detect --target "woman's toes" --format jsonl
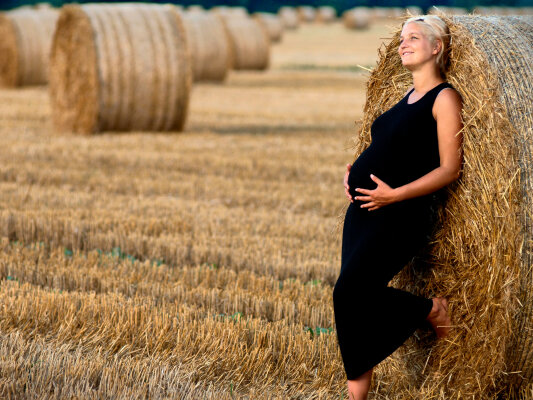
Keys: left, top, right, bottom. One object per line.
{"left": 439, "top": 297, "right": 449, "bottom": 312}
{"left": 428, "top": 298, "right": 451, "bottom": 339}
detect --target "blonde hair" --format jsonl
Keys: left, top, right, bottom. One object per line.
{"left": 402, "top": 15, "right": 451, "bottom": 77}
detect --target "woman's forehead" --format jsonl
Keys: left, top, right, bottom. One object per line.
{"left": 400, "top": 22, "right": 424, "bottom": 37}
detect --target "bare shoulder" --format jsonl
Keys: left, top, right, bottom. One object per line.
{"left": 433, "top": 87, "right": 463, "bottom": 119}
{"left": 404, "top": 85, "right": 414, "bottom": 96}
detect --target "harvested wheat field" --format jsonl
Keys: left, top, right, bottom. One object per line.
{"left": 0, "top": 15, "right": 531, "bottom": 399}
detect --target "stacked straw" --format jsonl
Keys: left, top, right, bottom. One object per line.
{"left": 349, "top": 13, "right": 532, "bottom": 398}
{"left": 49, "top": 3, "right": 192, "bottom": 134}
{"left": 253, "top": 12, "right": 283, "bottom": 44}
{"left": 278, "top": 6, "right": 299, "bottom": 30}
{"left": 216, "top": 14, "right": 270, "bottom": 71}
{"left": 0, "top": 7, "right": 58, "bottom": 87}
{"left": 179, "top": 10, "right": 231, "bottom": 82}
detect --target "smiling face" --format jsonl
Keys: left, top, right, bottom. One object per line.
{"left": 398, "top": 21, "right": 441, "bottom": 71}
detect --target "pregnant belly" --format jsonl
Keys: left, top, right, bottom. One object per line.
{"left": 347, "top": 150, "right": 377, "bottom": 199}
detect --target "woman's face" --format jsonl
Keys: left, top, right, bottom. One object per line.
{"left": 398, "top": 21, "right": 440, "bottom": 70}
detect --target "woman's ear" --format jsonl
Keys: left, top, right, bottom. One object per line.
{"left": 433, "top": 39, "right": 442, "bottom": 54}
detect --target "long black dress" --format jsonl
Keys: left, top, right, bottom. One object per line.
{"left": 333, "top": 81, "right": 454, "bottom": 380}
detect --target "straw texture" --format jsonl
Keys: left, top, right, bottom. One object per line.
{"left": 217, "top": 15, "right": 270, "bottom": 71}
{"left": 348, "top": 13, "right": 532, "bottom": 398}
{"left": 0, "top": 8, "right": 58, "bottom": 87}
{"left": 180, "top": 10, "right": 231, "bottom": 81}
{"left": 49, "top": 3, "right": 192, "bottom": 134}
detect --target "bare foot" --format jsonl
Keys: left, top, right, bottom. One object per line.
{"left": 426, "top": 297, "right": 451, "bottom": 339}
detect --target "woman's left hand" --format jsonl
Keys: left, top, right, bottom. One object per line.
{"left": 354, "top": 174, "right": 398, "bottom": 211}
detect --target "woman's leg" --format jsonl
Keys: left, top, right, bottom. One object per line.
{"left": 347, "top": 367, "right": 373, "bottom": 400}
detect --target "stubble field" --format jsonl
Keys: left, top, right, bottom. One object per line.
{"left": 0, "top": 20, "right": 399, "bottom": 399}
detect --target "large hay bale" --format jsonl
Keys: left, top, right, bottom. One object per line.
{"left": 297, "top": 6, "right": 316, "bottom": 23}
{"left": 216, "top": 15, "right": 270, "bottom": 71}
{"left": 316, "top": 6, "right": 336, "bottom": 23}
{"left": 350, "top": 14, "right": 532, "bottom": 398}
{"left": 49, "top": 3, "right": 192, "bottom": 134}
{"left": 0, "top": 8, "right": 58, "bottom": 87}
{"left": 278, "top": 6, "right": 299, "bottom": 30}
{"left": 343, "top": 8, "right": 371, "bottom": 30}
{"left": 180, "top": 10, "right": 231, "bottom": 82}
{"left": 253, "top": 12, "right": 283, "bottom": 44}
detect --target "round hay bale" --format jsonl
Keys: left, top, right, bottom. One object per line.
{"left": 278, "top": 6, "right": 299, "bottom": 30}
{"left": 179, "top": 10, "right": 230, "bottom": 82}
{"left": 211, "top": 6, "right": 248, "bottom": 19}
{"left": 0, "top": 8, "right": 58, "bottom": 87}
{"left": 428, "top": 6, "right": 469, "bottom": 16}
{"left": 216, "top": 15, "right": 269, "bottom": 71}
{"left": 343, "top": 8, "right": 371, "bottom": 30}
{"left": 316, "top": 6, "right": 336, "bottom": 23}
{"left": 297, "top": 6, "right": 316, "bottom": 23}
{"left": 389, "top": 7, "right": 406, "bottom": 18}
{"left": 187, "top": 5, "right": 204, "bottom": 13}
{"left": 371, "top": 7, "right": 390, "bottom": 19}
{"left": 49, "top": 3, "right": 192, "bottom": 134}
{"left": 349, "top": 14, "right": 532, "bottom": 397}
{"left": 253, "top": 12, "right": 283, "bottom": 44}
{"left": 405, "top": 6, "right": 424, "bottom": 16}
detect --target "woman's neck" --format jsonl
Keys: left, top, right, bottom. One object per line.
{"left": 411, "top": 68, "right": 444, "bottom": 93}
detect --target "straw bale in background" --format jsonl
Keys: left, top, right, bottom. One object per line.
{"left": 0, "top": 8, "right": 58, "bottom": 87}
{"left": 253, "top": 12, "right": 283, "bottom": 43}
{"left": 217, "top": 14, "right": 270, "bottom": 71}
{"left": 211, "top": 6, "right": 248, "bottom": 19}
{"left": 473, "top": 6, "right": 532, "bottom": 16}
{"left": 429, "top": 6, "right": 468, "bottom": 16}
{"left": 49, "top": 3, "right": 192, "bottom": 134}
{"left": 297, "top": 6, "right": 316, "bottom": 23}
{"left": 187, "top": 5, "right": 204, "bottom": 13}
{"left": 278, "top": 6, "right": 299, "bottom": 30}
{"left": 389, "top": 7, "right": 406, "bottom": 18}
{"left": 406, "top": 6, "right": 423, "bottom": 16}
{"left": 343, "top": 8, "right": 371, "bottom": 30}
{"left": 370, "top": 6, "right": 389, "bottom": 20}
{"left": 316, "top": 6, "right": 336, "bottom": 23}
{"left": 180, "top": 10, "right": 230, "bottom": 81}
{"left": 350, "top": 13, "right": 532, "bottom": 398}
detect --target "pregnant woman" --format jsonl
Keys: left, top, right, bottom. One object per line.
{"left": 333, "top": 15, "right": 463, "bottom": 400}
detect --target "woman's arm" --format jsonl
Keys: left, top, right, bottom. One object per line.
{"left": 356, "top": 88, "right": 463, "bottom": 210}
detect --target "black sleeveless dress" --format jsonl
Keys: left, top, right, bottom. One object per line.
{"left": 333, "top": 81, "right": 454, "bottom": 380}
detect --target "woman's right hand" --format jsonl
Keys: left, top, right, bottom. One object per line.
{"left": 344, "top": 163, "right": 354, "bottom": 203}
